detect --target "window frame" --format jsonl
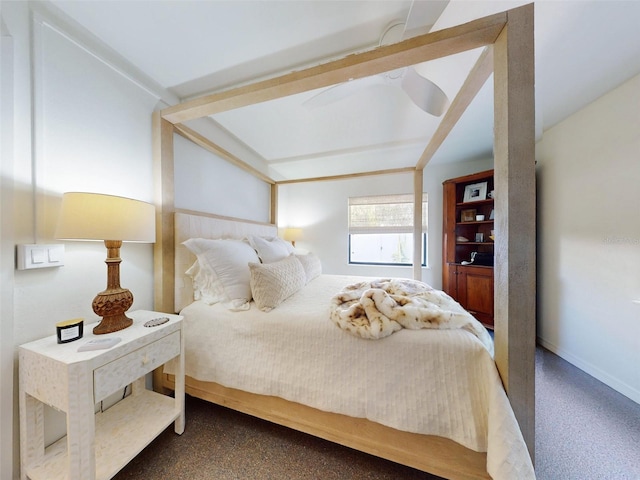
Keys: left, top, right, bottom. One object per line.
{"left": 347, "top": 193, "right": 428, "bottom": 267}
{"left": 348, "top": 232, "right": 427, "bottom": 267}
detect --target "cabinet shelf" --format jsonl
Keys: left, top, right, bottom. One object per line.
{"left": 457, "top": 220, "right": 494, "bottom": 226}
{"left": 451, "top": 263, "right": 493, "bottom": 269}
{"left": 25, "top": 390, "right": 178, "bottom": 480}
{"left": 456, "top": 242, "right": 494, "bottom": 246}
{"left": 456, "top": 199, "right": 494, "bottom": 208}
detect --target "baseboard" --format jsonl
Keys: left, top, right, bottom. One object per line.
{"left": 537, "top": 336, "right": 640, "bottom": 405}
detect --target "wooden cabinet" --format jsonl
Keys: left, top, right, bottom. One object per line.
{"left": 443, "top": 170, "right": 494, "bottom": 328}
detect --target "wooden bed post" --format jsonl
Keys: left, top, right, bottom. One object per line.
{"left": 413, "top": 169, "right": 424, "bottom": 281}
{"left": 492, "top": 3, "right": 536, "bottom": 458}
{"left": 153, "top": 112, "right": 176, "bottom": 314}
{"left": 270, "top": 183, "right": 278, "bottom": 226}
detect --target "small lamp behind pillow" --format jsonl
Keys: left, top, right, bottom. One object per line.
{"left": 283, "top": 228, "right": 303, "bottom": 247}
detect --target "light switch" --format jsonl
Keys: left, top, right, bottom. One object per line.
{"left": 31, "top": 248, "right": 45, "bottom": 264}
{"left": 17, "top": 244, "right": 65, "bottom": 270}
{"left": 48, "top": 246, "right": 64, "bottom": 263}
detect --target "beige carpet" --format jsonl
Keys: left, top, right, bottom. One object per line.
{"left": 113, "top": 394, "right": 441, "bottom": 480}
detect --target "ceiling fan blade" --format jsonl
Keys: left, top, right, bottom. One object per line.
{"left": 304, "top": 2, "right": 449, "bottom": 114}
{"left": 401, "top": 67, "right": 450, "bottom": 116}
{"left": 403, "top": 0, "right": 448, "bottom": 38}
{"left": 303, "top": 76, "right": 386, "bottom": 109}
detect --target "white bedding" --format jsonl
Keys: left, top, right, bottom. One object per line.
{"left": 166, "top": 274, "right": 534, "bottom": 479}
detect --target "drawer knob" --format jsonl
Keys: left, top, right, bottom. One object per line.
{"left": 142, "top": 355, "right": 150, "bottom": 365}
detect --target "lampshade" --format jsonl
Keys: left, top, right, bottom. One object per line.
{"left": 283, "top": 228, "right": 302, "bottom": 243}
{"left": 55, "top": 192, "right": 155, "bottom": 243}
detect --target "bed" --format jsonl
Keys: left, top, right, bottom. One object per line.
{"left": 153, "top": 6, "right": 536, "bottom": 479}
{"left": 156, "top": 212, "right": 534, "bottom": 480}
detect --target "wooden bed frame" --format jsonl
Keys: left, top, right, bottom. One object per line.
{"left": 160, "top": 374, "right": 489, "bottom": 479}
{"left": 153, "top": 5, "right": 535, "bottom": 479}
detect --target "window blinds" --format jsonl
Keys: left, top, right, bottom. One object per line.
{"left": 348, "top": 194, "right": 428, "bottom": 235}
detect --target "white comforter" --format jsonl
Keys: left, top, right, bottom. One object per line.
{"left": 167, "top": 274, "right": 534, "bottom": 480}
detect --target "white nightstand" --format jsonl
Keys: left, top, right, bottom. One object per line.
{"left": 19, "top": 310, "right": 185, "bottom": 480}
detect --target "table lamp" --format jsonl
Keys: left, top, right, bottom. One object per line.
{"left": 55, "top": 192, "right": 156, "bottom": 334}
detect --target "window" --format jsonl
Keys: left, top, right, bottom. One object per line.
{"left": 348, "top": 194, "right": 427, "bottom": 266}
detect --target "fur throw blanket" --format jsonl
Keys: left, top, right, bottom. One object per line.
{"left": 330, "top": 278, "right": 493, "bottom": 353}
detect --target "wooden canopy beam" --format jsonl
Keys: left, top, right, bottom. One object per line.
{"left": 416, "top": 46, "right": 494, "bottom": 170}
{"left": 161, "top": 11, "right": 507, "bottom": 124}
{"left": 274, "top": 166, "right": 414, "bottom": 185}
{"left": 173, "top": 124, "right": 275, "bottom": 185}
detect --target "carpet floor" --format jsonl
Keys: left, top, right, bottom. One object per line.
{"left": 113, "top": 346, "right": 640, "bottom": 479}
{"left": 113, "top": 394, "right": 440, "bottom": 480}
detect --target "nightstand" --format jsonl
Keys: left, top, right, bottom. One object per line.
{"left": 19, "top": 310, "right": 185, "bottom": 480}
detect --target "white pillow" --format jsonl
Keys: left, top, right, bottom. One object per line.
{"left": 249, "top": 255, "right": 306, "bottom": 312}
{"left": 191, "top": 239, "right": 260, "bottom": 310}
{"left": 183, "top": 237, "right": 226, "bottom": 255}
{"left": 247, "top": 235, "right": 294, "bottom": 263}
{"left": 185, "top": 260, "right": 225, "bottom": 305}
{"left": 295, "top": 253, "right": 322, "bottom": 284}
{"left": 184, "top": 238, "right": 248, "bottom": 307}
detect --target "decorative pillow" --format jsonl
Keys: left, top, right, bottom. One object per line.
{"left": 249, "top": 255, "right": 306, "bottom": 312}
{"left": 295, "top": 253, "right": 322, "bottom": 284}
{"left": 189, "top": 239, "right": 260, "bottom": 310}
{"left": 247, "top": 235, "right": 294, "bottom": 263}
{"left": 185, "top": 260, "right": 225, "bottom": 305}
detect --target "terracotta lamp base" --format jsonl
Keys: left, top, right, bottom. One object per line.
{"left": 92, "top": 288, "right": 134, "bottom": 334}
{"left": 92, "top": 240, "right": 135, "bottom": 335}
{"left": 92, "top": 287, "right": 134, "bottom": 334}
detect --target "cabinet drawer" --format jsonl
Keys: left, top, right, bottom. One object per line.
{"left": 94, "top": 331, "right": 180, "bottom": 402}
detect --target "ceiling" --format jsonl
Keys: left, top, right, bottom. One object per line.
{"left": 49, "top": 0, "right": 640, "bottom": 181}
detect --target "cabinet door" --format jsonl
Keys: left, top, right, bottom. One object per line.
{"left": 457, "top": 266, "right": 494, "bottom": 328}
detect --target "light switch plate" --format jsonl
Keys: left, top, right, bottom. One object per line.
{"left": 17, "top": 244, "right": 65, "bottom": 270}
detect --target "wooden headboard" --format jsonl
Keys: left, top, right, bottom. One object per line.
{"left": 173, "top": 211, "right": 277, "bottom": 312}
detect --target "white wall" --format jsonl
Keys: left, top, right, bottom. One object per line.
{"left": 537, "top": 72, "right": 640, "bottom": 404}
{"left": 278, "top": 158, "right": 493, "bottom": 288}
{"left": 2, "top": 3, "right": 35, "bottom": 476}
{"left": 1, "top": 9, "right": 16, "bottom": 480}
{"left": 13, "top": 13, "right": 158, "bottom": 345}
{"left": 174, "top": 134, "right": 271, "bottom": 223}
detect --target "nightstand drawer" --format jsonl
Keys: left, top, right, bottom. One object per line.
{"left": 94, "top": 331, "right": 181, "bottom": 402}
